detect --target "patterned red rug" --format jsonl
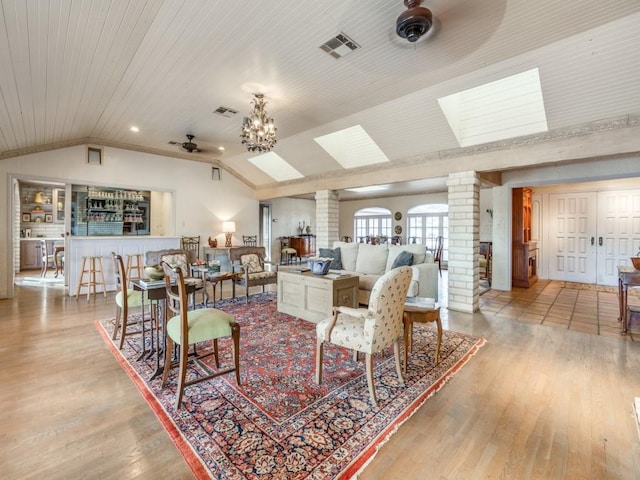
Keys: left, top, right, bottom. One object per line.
{"left": 96, "top": 293, "right": 485, "bottom": 479}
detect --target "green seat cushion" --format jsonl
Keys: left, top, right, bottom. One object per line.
{"left": 166, "top": 308, "right": 234, "bottom": 345}
{"left": 115, "top": 288, "right": 148, "bottom": 308}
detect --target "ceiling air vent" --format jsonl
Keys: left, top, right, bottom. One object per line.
{"left": 319, "top": 32, "right": 360, "bottom": 59}
{"left": 213, "top": 106, "right": 238, "bottom": 118}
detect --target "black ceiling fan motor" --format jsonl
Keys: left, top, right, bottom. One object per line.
{"left": 182, "top": 134, "right": 198, "bottom": 152}
{"left": 396, "top": 0, "right": 433, "bottom": 43}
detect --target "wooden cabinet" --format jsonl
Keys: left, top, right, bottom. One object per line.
{"left": 20, "top": 240, "right": 42, "bottom": 270}
{"left": 291, "top": 235, "right": 316, "bottom": 259}
{"left": 277, "top": 270, "right": 358, "bottom": 323}
{"left": 512, "top": 187, "right": 538, "bottom": 288}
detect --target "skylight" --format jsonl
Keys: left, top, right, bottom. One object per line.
{"left": 438, "top": 68, "right": 548, "bottom": 147}
{"left": 314, "top": 125, "right": 389, "bottom": 169}
{"left": 248, "top": 152, "right": 304, "bottom": 182}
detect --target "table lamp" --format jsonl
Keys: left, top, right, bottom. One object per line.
{"left": 222, "top": 221, "right": 236, "bottom": 247}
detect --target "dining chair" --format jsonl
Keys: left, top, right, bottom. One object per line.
{"left": 180, "top": 236, "right": 200, "bottom": 260}
{"left": 315, "top": 266, "right": 412, "bottom": 407}
{"left": 39, "top": 240, "right": 56, "bottom": 277}
{"left": 242, "top": 235, "right": 258, "bottom": 246}
{"left": 161, "top": 261, "right": 241, "bottom": 409}
{"left": 111, "top": 252, "right": 149, "bottom": 350}
{"left": 279, "top": 236, "right": 298, "bottom": 265}
{"left": 433, "top": 236, "right": 444, "bottom": 276}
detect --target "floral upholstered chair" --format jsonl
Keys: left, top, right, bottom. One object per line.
{"left": 315, "top": 266, "right": 413, "bottom": 407}
{"left": 229, "top": 246, "right": 278, "bottom": 303}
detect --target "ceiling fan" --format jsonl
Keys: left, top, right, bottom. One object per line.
{"left": 169, "top": 134, "right": 200, "bottom": 153}
{"left": 396, "top": 0, "right": 434, "bottom": 43}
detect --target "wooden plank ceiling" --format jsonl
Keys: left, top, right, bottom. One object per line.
{"left": 0, "top": 0, "right": 639, "bottom": 197}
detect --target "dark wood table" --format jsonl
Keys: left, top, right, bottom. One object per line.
{"left": 618, "top": 266, "right": 640, "bottom": 335}
{"left": 403, "top": 298, "right": 442, "bottom": 373}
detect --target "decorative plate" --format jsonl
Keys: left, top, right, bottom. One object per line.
{"left": 394, "top": 211, "right": 402, "bottom": 221}
{"left": 395, "top": 225, "right": 402, "bottom": 234}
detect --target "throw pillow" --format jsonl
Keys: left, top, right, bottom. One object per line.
{"left": 318, "top": 247, "right": 343, "bottom": 270}
{"left": 240, "top": 253, "right": 263, "bottom": 273}
{"left": 161, "top": 253, "right": 188, "bottom": 276}
{"left": 333, "top": 241, "right": 359, "bottom": 271}
{"left": 391, "top": 250, "right": 414, "bottom": 269}
{"left": 355, "top": 244, "right": 389, "bottom": 275}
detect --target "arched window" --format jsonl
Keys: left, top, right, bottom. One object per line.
{"left": 407, "top": 204, "right": 449, "bottom": 262}
{"left": 353, "top": 207, "right": 392, "bottom": 243}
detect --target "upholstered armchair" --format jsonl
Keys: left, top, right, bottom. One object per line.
{"left": 146, "top": 249, "right": 205, "bottom": 305}
{"left": 228, "top": 246, "right": 278, "bottom": 303}
{"left": 315, "top": 266, "right": 413, "bottom": 407}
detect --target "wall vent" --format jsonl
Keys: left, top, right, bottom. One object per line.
{"left": 319, "top": 32, "right": 360, "bottom": 59}
{"left": 213, "top": 106, "right": 238, "bottom": 117}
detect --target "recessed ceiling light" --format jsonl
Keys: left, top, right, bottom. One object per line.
{"left": 344, "top": 185, "right": 389, "bottom": 193}
{"left": 218, "top": 146, "right": 225, "bottom": 151}
{"left": 130, "top": 126, "right": 139, "bottom": 132}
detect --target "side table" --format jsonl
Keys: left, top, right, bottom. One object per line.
{"left": 403, "top": 298, "right": 442, "bottom": 373}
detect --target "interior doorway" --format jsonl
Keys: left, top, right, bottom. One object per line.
{"left": 546, "top": 189, "right": 640, "bottom": 285}
{"left": 259, "top": 203, "right": 272, "bottom": 260}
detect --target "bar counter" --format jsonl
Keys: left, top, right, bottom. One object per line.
{"left": 66, "top": 236, "right": 180, "bottom": 296}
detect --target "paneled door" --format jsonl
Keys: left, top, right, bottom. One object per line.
{"left": 597, "top": 190, "right": 640, "bottom": 285}
{"left": 547, "top": 192, "right": 597, "bottom": 283}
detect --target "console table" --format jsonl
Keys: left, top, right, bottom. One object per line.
{"left": 618, "top": 265, "right": 640, "bottom": 335}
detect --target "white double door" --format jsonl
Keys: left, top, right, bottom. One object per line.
{"left": 547, "top": 189, "right": 640, "bottom": 285}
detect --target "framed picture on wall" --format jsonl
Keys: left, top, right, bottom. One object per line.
{"left": 22, "top": 213, "right": 31, "bottom": 222}
{"left": 45, "top": 214, "right": 53, "bottom": 223}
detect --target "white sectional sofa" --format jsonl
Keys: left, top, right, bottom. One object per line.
{"left": 322, "top": 241, "right": 439, "bottom": 305}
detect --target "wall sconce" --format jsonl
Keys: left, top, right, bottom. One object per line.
{"left": 222, "top": 221, "right": 236, "bottom": 247}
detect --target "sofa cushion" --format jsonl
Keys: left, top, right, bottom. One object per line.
{"left": 355, "top": 244, "right": 389, "bottom": 275}
{"left": 240, "top": 253, "right": 263, "bottom": 273}
{"left": 386, "top": 244, "right": 427, "bottom": 271}
{"left": 356, "top": 273, "right": 380, "bottom": 292}
{"left": 333, "top": 241, "right": 359, "bottom": 271}
{"left": 318, "top": 247, "right": 343, "bottom": 270}
{"left": 391, "top": 250, "right": 414, "bottom": 269}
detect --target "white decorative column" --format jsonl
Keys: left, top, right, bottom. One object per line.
{"left": 315, "top": 190, "right": 339, "bottom": 250}
{"left": 446, "top": 171, "right": 481, "bottom": 313}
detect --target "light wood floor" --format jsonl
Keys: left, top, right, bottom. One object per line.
{"left": 3, "top": 273, "right": 640, "bottom": 479}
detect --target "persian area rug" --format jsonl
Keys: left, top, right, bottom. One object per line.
{"left": 96, "top": 293, "right": 485, "bottom": 480}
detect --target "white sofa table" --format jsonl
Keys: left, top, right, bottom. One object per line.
{"left": 277, "top": 268, "right": 358, "bottom": 323}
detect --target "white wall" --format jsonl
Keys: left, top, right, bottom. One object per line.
{"left": 264, "top": 197, "right": 316, "bottom": 261}
{"left": 1, "top": 145, "right": 258, "bottom": 298}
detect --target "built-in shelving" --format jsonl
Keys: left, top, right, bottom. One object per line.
{"left": 71, "top": 186, "right": 150, "bottom": 236}
{"left": 512, "top": 187, "right": 538, "bottom": 288}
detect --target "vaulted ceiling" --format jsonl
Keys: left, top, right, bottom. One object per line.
{"left": 1, "top": 0, "right": 639, "bottom": 199}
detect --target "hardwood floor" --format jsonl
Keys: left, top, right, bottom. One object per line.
{"left": 2, "top": 274, "right": 640, "bottom": 479}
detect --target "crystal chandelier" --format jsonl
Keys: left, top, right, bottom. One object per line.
{"left": 240, "top": 94, "right": 277, "bottom": 153}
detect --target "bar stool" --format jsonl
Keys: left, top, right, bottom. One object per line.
{"left": 125, "top": 253, "right": 144, "bottom": 287}
{"left": 75, "top": 255, "right": 107, "bottom": 301}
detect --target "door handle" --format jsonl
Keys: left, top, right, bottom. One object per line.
{"left": 598, "top": 237, "right": 603, "bottom": 246}
{"left": 591, "top": 237, "right": 594, "bottom": 246}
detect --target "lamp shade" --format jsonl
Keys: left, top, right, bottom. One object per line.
{"left": 222, "top": 221, "right": 236, "bottom": 233}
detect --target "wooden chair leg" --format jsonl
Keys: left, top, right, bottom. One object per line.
{"left": 365, "top": 353, "right": 378, "bottom": 407}
{"left": 112, "top": 306, "right": 121, "bottom": 341}
{"left": 212, "top": 339, "right": 220, "bottom": 368}
{"left": 393, "top": 340, "right": 404, "bottom": 386}
{"left": 161, "top": 336, "right": 174, "bottom": 388}
{"left": 118, "top": 304, "right": 128, "bottom": 350}
{"left": 315, "top": 340, "right": 323, "bottom": 384}
{"left": 232, "top": 323, "right": 241, "bottom": 385}
{"left": 176, "top": 343, "right": 189, "bottom": 409}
